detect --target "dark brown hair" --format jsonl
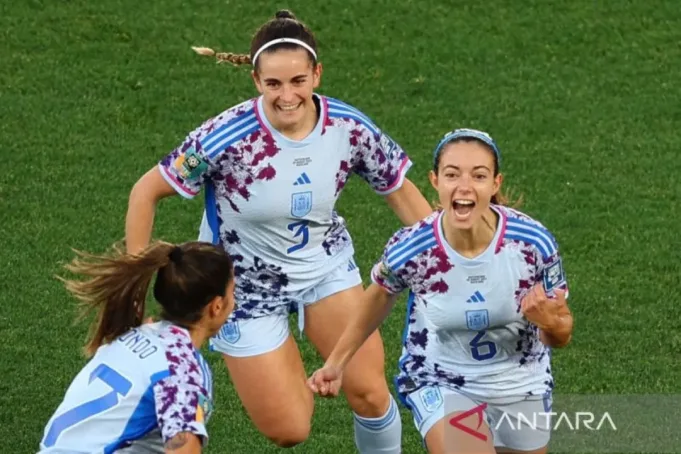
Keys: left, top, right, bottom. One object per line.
{"left": 60, "top": 241, "right": 234, "bottom": 356}
{"left": 433, "top": 137, "right": 522, "bottom": 207}
{"left": 192, "top": 10, "right": 318, "bottom": 70}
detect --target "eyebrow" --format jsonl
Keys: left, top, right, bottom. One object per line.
{"left": 263, "top": 74, "right": 308, "bottom": 83}
{"left": 443, "top": 165, "right": 492, "bottom": 171}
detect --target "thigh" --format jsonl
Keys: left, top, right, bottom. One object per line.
{"left": 218, "top": 315, "right": 314, "bottom": 441}
{"left": 404, "top": 386, "right": 496, "bottom": 454}
{"left": 489, "top": 397, "right": 551, "bottom": 454}
{"left": 303, "top": 281, "right": 390, "bottom": 416}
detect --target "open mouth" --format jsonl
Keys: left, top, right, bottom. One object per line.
{"left": 452, "top": 199, "right": 476, "bottom": 220}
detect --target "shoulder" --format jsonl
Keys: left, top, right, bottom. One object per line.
{"left": 322, "top": 95, "right": 382, "bottom": 137}
{"left": 498, "top": 205, "right": 559, "bottom": 260}
{"left": 154, "top": 324, "right": 203, "bottom": 379}
{"left": 191, "top": 98, "right": 261, "bottom": 158}
{"left": 383, "top": 211, "right": 440, "bottom": 270}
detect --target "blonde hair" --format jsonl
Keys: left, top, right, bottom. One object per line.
{"left": 191, "top": 46, "right": 252, "bottom": 66}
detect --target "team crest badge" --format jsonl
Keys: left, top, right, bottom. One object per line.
{"left": 543, "top": 258, "right": 566, "bottom": 293}
{"left": 291, "top": 191, "right": 313, "bottom": 218}
{"left": 219, "top": 321, "right": 240, "bottom": 345}
{"left": 419, "top": 387, "right": 443, "bottom": 412}
{"left": 175, "top": 147, "right": 208, "bottom": 180}
{"left": 466, "top": 310, "right": 490, "bottom": 331}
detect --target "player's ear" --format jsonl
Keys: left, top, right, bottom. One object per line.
{"left": 312, "top": 62, "right": 322, "bottom": 88}
{"left": 493, "top": 173, "right": 503, "bottom": 196}
{"left": 429, "top": 170, "right": 438, "bottom": 191}
{"left": 251, "top": 70, "right": 264, "bottom": 94}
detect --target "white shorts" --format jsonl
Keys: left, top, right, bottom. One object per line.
{"left": 404, "top": 385, "right": 552, "bottom": 451}
{"left": 208, "top": 256, "right": 363, "bottom": 357}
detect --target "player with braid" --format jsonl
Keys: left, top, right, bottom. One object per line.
{"left": 125, "top": 9, "right": 432, "bottom": 454}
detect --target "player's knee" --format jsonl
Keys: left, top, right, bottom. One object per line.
{"left": 267, "top": 420, "right": 311, "bottom": 448}
{"left": 345, "top": 381, "right": 392, "bottom": 418}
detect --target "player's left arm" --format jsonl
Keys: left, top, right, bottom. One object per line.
{"left": 153, "top": 371, "right": 210, "bottom": 453}
{"left": 522, "top": 247, "right": 573, "bottom": 348}
{"left": 354, "top": 126, "right": 432, "bottom": 225}
{"left": 164, "top": 432, "right": 202, "bottom": 453}
{"left": 384, "top": 178, "right": 433, "bottom": 226}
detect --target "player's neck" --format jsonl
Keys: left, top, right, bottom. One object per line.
{"left": 187, "top": 325, "right": 210, "bottom": 350}
{"left": 266, "top": 100, "right": 319, "bottom": 141}
{"left": 443, "top": 209, "right": 498, "bottom": 259}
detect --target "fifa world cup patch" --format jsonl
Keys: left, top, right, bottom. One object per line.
{"left": 377, "top": 261, "right": 400, "bottom": 287}
{"left": 543, "top": 258, "right": 566, "bottom": 292}
{"left": 195, "top": 393, "right": 212, "bottom": 423}
{"left": 175, "top": 148, "right": 208, "bottom": 180}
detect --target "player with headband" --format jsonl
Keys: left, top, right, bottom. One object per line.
{"left": 125, "top": 9, "right": 432, "bottom": 454}
{"left": 308, "top": 129, "right": 574, "bottom": 454}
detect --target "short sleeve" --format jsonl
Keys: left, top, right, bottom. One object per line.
{"left": 353, "top": 126, "right": 413, "bottom": 196}
{"left": 152, "top": 372, "right": 210, "bottom": 444}
{"left": 370, "top": 228, "right": 411, "bottom": 294}
{"left": 158, "top": 127, "right": 216, "bottom": 199}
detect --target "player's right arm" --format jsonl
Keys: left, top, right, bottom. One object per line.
{"left": 126, "top": 167, "right": 177, "bottom": 254}
{"left": 126, "top": 126, "right": 215, "bottom": 255}
{"left": 308, "top": 229, "right": 410, "bottom": 396}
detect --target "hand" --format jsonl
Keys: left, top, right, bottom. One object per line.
{"left": 307, "top": 365, "right": 343, "bottom": 398}
{"left": 520, "top": 284, "right": 568, "bottom": 331}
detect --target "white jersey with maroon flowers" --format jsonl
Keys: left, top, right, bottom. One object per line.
{"left": 39, "top": 322, "right": 213, "bottom": 452}
{"left": 370, "top": 205, "right": 569, "bottom": 403}
{"left": 159, "top": 94, "right": 412, "bottom": 320}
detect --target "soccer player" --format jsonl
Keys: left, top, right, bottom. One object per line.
{"left": 124, "top": 9, "right": 432, "bottom": 453}
{"left": 308, "top": 128, "right": 574, "bottom": 454}
{"left": 39, "top": 241, "right": 235, "bottom": 453}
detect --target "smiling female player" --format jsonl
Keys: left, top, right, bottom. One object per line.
{"left": 308, "top": 129, "right": 574, "bottom": 454}
{"left": 124, "top": 9, "right": 432, "bottom": 453}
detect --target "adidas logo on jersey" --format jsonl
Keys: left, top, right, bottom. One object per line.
{"left": 466, "top": 291, "right": 485, "bottom": 303}
{"left": 293, "top": 172, "right": 312, "bottom": 185}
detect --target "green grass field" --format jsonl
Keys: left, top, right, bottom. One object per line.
{"left": 2, "top": 0, "right": 680, "bottom": 452}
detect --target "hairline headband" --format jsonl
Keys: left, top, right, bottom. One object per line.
{"left": 433, "top": 128, "right": 502, "bottom": 169}
{"left": 252, "top": 38, "right": 317, "bottom": 65}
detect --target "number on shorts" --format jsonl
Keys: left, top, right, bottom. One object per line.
{"left": 42, "top": 364, "right": 133, "bottom": 447}
{"left": 287, "top": 220, "right": 310, "bottom": 254}
{"left": 469, "top": 330, "right": 497, "bottom": 361}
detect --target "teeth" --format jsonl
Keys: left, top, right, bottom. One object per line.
{"left": 454, "top": 200, "right": 475, "bottom": 205}
{"left": 279, "top": 104, "right": 298, "bottom": 111}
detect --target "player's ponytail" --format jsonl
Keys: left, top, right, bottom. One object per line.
{"left": 60, "top": 240, "right": 234, "bottom": 357}
{"left": 191, "top": 9, "right": 317, "bottom": 70}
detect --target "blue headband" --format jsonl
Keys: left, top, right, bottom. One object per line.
{"left": 432, "top": 128, "right": 502, "bottom": 170}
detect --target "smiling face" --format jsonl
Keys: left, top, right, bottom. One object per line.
{"left": 430, "top": 139, "right": 503, "bottom": 230}
{"left": 252, "top": 47, "right": 321, "bottom": 134}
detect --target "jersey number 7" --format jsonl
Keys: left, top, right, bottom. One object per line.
{"left": 42, "top": 364, "right": 133, "bottom": 447}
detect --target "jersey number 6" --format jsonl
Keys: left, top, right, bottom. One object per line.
{"left": 287, "top": 220, "right": 310, "bottom": 254}
{"left": 469, "top": 331, "right": 498, "bottom": 361}
{"left": 43, "top": 364, "right": 133, "bottom": 447}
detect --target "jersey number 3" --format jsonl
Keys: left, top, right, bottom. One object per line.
{"left": 42, "top": 364, "right": 132, "bottom": 447}
{"left": 287, "top": 220, "right": 310, "bottom": 254}
{"left": 469, "top": 331, "right": 498, "bottom": 361}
